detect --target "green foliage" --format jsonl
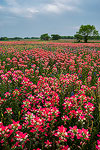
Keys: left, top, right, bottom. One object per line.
{"left": 31, "top": 37, "right": 39, "bottom": 39}
{"left": 40, "top": 33, "right": 50, "bottom": 41}
{"left": 60, "top": 36, "right": 74, "bottom": 39}
{"left": 24, "top": 37, "right": 30, "bottom": 39}
{"left": 13, "top": 37, "right": 23, "bottom": 40}
{"left": 51, "top": 34, "right": 61, "bottom": 40}
{"left": 0, "top": 36, "right": 39, "bottom": 41}
{"left": 74, "top": 25, "right": 99, "bottom": 43}
{"left": 24, "top": 37, "right": 39, "bottom": 39}
{"left": 0, "top": 37, "right": 8, "bottom": 41}
{"left": 74, "top": 32, "right": 82, "bottom": 42}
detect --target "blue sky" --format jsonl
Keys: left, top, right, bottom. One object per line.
{"left": 0, "top": 0, "right": 100, "bottom": 37}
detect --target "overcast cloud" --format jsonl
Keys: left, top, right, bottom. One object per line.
{"left": 0, "top": 0, "right": 100, "bottom": 37}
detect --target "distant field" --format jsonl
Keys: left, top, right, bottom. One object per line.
{"left": 1, "top": 38, "right": 100, "bottom": 43}
{"left": 24, "top": 38, "right": 100, "bottom": 43}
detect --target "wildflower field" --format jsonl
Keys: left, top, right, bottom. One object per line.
{"left": 0, "top": 41, "right": 100, "bottom": 150}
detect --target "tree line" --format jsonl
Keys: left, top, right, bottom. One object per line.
{"left": 40, "top": 34, "right": 76, "bottom": 40}
{"left": 0, "top": 35, "right": 75, "bottom": 41}
{"left": 40, "top": 25, "right": 100, "bottom": 42}
{"left": 0, "top": 25, "right": 100, "bottom": 42}
{"left": 0, "top": 37, "right": 39, "bottom": 41}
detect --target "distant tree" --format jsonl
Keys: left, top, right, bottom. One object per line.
{"left": 31, "top": 37, "right": 39, "bottom": 39}
{"left": 40, "top": 33, "right": 50, "bottom": 41}
{"left": 60, "top": 36, "right": 74, "bottom": 39}
{"left": 13, "top": 37, "right": 23, "bottom": 40}
{"left": 74, "top": 25, "right": 99, "bottom": 43}
{"left": 24, "top": 37, "right": 30, "bottom": 39}
{"left": 0, "top": 37, "right": 8, "bottom": 41}
{"left": 51, "top": 34, "right": 61, "bottom": 40}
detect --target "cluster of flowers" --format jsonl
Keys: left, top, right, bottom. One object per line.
{"left": 96, "top": 133, "right": 100, "bottom": 150}
{"left": 0, "top": 41, "right": 100, "bottom": 149}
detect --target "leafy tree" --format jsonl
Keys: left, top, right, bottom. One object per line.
{"left": 74, "top": 32, "right": 82, "bottom": 42}
{"left": 40, "top": 33, "right": 50, "bottom": 41}
{"left": 74, "top": 25, "right": 99, "bottom": 43}
{"left": 51, "top": 34, "right": 61, "bottom": 40}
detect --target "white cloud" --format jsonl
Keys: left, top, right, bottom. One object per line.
{"left": 43, "top": 0, "right": 81, "bottom": 14}
{"left": 8, "top": 7, "right": 39, "bottom": 18}
{"left": 2, "top": 0, "right": 39, "bottom": 18}
{"left": 44, "top": 4, "right": 60, "bottom": 13}
{"left": 5, "top": 0, "right": 18, "bottom": 6}
{"left": 1, "top": 0, "right": 81, "bottom": 18}
{"left": 27, "top": 8, "right": 39, "bottom": 14}
{"left": 0, "top": 5, "right": 4, "bottom": 10}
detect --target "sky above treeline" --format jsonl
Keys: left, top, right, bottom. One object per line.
{"left": 0, "top": 0, "right": 100, "bottom": 37}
